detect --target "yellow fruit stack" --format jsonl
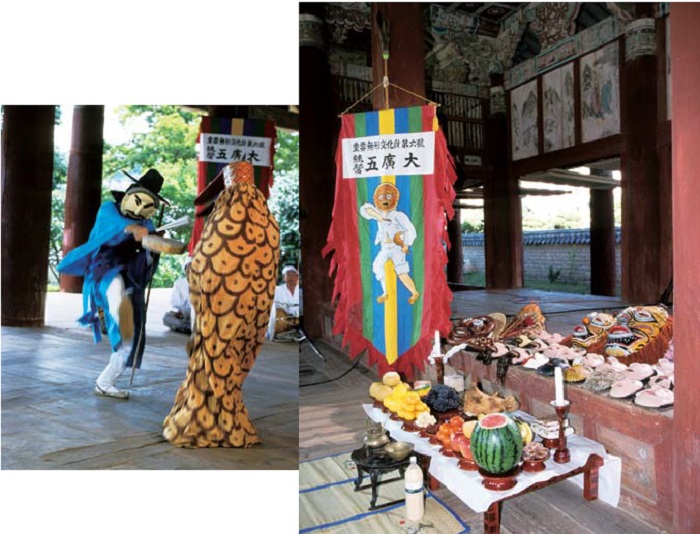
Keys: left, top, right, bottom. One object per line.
{"left": 383, "top": 383, "right": 430, "bottom": 421}
{"left": 369, "top": 382, "right": 393, "bottom": 402}
{"left": 368, "top": 371, "right": 401, "bottom": 402}
{"left": 368, "top": 372, "right": 431, "bottom": 420}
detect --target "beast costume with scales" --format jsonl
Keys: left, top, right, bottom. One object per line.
{"left": 163, "top": 161, "right": 280, "bottom": 448}
{"left": 58, "top": 169, "right": 169, "bottom": 399}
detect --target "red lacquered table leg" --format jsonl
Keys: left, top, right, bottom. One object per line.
{"left": 428, "top": 474, "right": 441, "bottom": 491}
{"left": 584, "top": 466, "right": 600, "bottom": 500}
{"left": 583, "top": 454, "right": 604, "bottom": 501}
{"left": 484, "top": 501, "right": 502, "bottom": 534}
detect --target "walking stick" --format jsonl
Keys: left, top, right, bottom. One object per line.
{"left": 129, "top": 205, "right": 165, "bottom": 385}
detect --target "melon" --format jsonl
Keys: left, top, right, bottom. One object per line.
{"left": 470, "top": 413, "right": 523, "bottom": 475}
{"left": 462, "top": 419, "right": 478, "bottom": 439}
{"left": 382, "top": 372, "right": 401, "bottom": 387}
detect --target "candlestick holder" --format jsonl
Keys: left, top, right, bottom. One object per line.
{"left": 435, "top": 355, "right": 445, "bottom": 385}
{"left": 550, "top": 400, "right": 571, "bottom": 464}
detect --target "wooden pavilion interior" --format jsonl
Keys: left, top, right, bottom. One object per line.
{"left": 298, "top": 2, "right": 699, "bottom": 533}
{"left": 2, "top": 2, "right": 700, "bottom": 532}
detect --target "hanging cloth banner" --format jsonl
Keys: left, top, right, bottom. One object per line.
{"left": 323, "top": 105, "right": 457, "bottom": 378}
{"left": 188, "top": 116, "right": 276, "bottom": 253}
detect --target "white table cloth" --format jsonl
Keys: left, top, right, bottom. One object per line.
{"left": 363, "top": 404, "right": 621, "bottom": 513}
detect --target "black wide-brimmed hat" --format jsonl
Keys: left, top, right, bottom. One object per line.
{"left": 111, "top": 168, "right": 170, "bottom": 205}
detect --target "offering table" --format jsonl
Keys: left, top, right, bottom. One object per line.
{"left": 364, "top": 405, "right": 621, "bottom": 534}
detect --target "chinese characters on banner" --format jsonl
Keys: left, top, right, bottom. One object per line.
{"left": 188, "top": 117, "right": 276, "bottom": 253}
{"left": 199, "top": 133, "right": 273, "bottom": 167}
{"left": 341, "top": 131, "right": 436, "bottom": 178}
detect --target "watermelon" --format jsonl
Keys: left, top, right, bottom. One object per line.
{"left": 470, "top": 413, "right": 523, "bottom": 475}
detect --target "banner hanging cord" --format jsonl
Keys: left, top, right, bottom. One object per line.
{"left": 388, "top": 82, "right": 439, "bottom": 107}
{"left": 339, "top": 82, "right": 385, "bottom": 116}
{"left": 383, "top": 56, "right": 390, "bottom": 109}
{"left": 339, "top": 81, "right": 440, "bottom": 117}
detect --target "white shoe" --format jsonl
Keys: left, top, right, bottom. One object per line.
{"left": 94, "top": 383, "right": 129, "bottom": 400}
{"left": 95, "top": 348, "right": 130, "bottom": 399}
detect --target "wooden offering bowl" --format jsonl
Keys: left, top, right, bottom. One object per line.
{"left": 478, "top": 465, "right": 522, "bottom": 491}
{"left": 542, "top": 437, "right": 560, "bottom": 449}
{"left": 440, "top": 446, "right": 456, "bottom": 457}
{"left": 458, "top": 456, "right": 478, "bottom": 471}
{"left": 522, "top": 459, "right": 547, "bottom": 473}
{"left": 421, "top": 422, "right": 439, "bottom": 441}
{"left": 401, "top": 419, "right": 418, "bottom": 432}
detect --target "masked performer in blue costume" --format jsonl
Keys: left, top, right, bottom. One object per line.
{"left": 58, "top": 169, "right": 169, "bottom": 399}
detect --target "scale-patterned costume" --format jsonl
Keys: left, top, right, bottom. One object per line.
{"left": 163, "top": 162, "right": 280, "bottom": 447}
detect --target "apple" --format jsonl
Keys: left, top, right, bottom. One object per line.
{"left": 451, "top": 431, "right": 469, "bottom": 455}
{"left": 459, "top": 437, "right": 473, "bottom": 461}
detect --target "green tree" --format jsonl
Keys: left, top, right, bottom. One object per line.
{"left": 269, "top": 131, "right": 300, "bottom": 275}
{"left": 49, "top": 108, "right": 68, "bottom": 285}
{"left": 102, "top": 105, "right": 202, "bottom": 288}
{"left": 461, "top": 219, "right": 484, "bottom": 233}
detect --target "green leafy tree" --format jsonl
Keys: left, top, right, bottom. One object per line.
{"left": 461, "top": 219, "right": 484, "bottom": 233}
{"left": 269, "top": 131, "right": 300, "bottom": 276}
{"left": 102, "top": 105, "right": 202, "bottom": 288}
{"left": 49, "top": 108, "right": 68, "bottom": 285}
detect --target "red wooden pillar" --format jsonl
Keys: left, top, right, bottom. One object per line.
{"left": 60, "top": 105, "right": 104, "bottom": 293}
{"left": 620, "top": 8, "right": 665, "bottom": 304}
{"left": 484, "top": 75, "right": 523, "bottom": 289}
{"left": 671, "top": 5, "right": 700, "bottom": 531}
{"left": 589, "top": 187, "right": 616, "bottom": 296}
{"left": 1, "top": 106, "right": 55, "bottom": 326}
{"left": 370, "top": 3, "right": 464, "bottom": 283}
{"left": 656, "top": 17, "right": 674, "bottom": 303}
{"left": 300, "top": 4, "right": 337, "bottom": 338}
{"left": 370, "top": 3, "right": 425, "bottom": 110}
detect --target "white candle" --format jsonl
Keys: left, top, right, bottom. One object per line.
{"left": 554, "top": 367, "right": 565, "bottom": 405}
{"left": 433, "top": 330, "right": 440, "bottom": 356}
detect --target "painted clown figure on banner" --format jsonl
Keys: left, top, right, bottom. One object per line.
{"left": 360, "top": 182, "right": 419, "bottom": 305}
{"left": 188, "top": 116, "right": 276, "bottom": 252}
{"left": 324, "top": 105, "right": 458, "bottom": 377}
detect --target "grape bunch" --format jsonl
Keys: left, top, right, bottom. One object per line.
{"left": 424, "top": 384, "right": 461, "bottom": 413}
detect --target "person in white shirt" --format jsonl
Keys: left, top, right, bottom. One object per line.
{"left": 163, "top": 258, "right": 192, "bottom": 335}
{"left": 267, "top": 265, "right": 301, "bottom": 339}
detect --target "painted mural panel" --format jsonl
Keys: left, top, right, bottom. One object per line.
{"left": 543, "top": 62, "right": 575, "bottom": 152}
{"left": 581, "top": 42, "right": 620, "bottom": 143}
{"left": 511, "top": 80, "right": 539, "bottom": 160}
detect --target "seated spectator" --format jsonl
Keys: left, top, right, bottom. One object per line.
{"left": 163, "top": 258, "right": 192, "bottom": 335}
{"left": 267, "top": 265, "right": 301, "bottom": 340}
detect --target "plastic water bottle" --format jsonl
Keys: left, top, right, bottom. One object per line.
{"left": 405, "top": 456, "right": 425, "bottom": 524}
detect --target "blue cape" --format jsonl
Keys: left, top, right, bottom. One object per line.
{"left": 58, "top": 202, "right": 156, "bottom": 367}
